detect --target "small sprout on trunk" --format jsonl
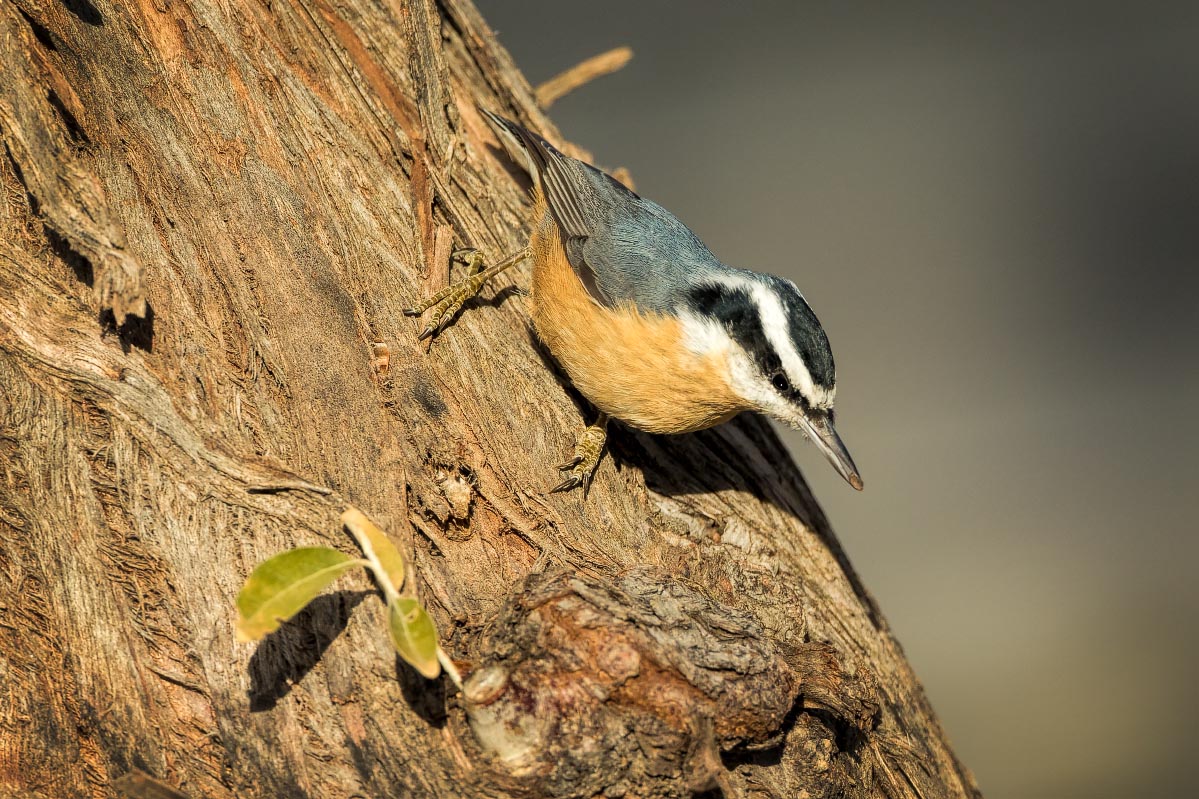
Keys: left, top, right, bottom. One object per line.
{"left": 235, "top": 547, "right": 365, "bottom": 642}
{"left": 235, "top": 506, "right": 456, "bottom": 686}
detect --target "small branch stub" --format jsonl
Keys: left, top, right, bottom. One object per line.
{"left": 535, "top": 47, "right": 634, "bottom": 108}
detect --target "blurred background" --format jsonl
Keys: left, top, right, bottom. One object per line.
{"left": 475, "top": 2, "right": 1199, "bottom": 797}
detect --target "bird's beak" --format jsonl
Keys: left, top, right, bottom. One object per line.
{"left": 794, "top": 412, "right": 863, "bottom": 490}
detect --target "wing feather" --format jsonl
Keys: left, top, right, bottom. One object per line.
{"left": 479, "top": 109, "right": 722, "bottom": 312}
{"left": 479, "top": 109, "right": 591, "bottom": 239}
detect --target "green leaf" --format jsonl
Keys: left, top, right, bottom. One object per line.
{"left": 341, "top": 507, "right": 405, "bottom": 593}
{"left": 236, "top": 547, "right": 364, "bottom": 642}
{"left": 389, "top": 597, "right": 440, "bottom": 679}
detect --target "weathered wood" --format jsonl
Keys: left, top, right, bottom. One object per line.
{"left": 0, "top": 1, "right": 980, "bottom": 797}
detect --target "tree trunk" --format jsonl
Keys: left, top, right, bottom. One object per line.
{"left": 0, "top": 1, "right": 980, "bottom": 797}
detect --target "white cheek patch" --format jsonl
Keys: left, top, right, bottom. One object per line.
{"left": 679, "top": 314, "right": 780, "bottom": 411}
{"left": 725, "top": 348, "right": 795, "bottom": 418}
{"left": 679, "top": 311, "right": 731, "bottom": 357}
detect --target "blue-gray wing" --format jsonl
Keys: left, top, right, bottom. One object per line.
{"left": 481, "top": 109, "right": 723, "bottom": 312}
{"left": 575, "top": 188, "right": 723, "bottom": 313}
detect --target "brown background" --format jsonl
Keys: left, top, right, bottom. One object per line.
{"left": 477, "top": 2, "right": 1199, "bottom": 797}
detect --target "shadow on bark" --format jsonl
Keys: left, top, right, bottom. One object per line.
{"left": 247, "top": 591, "right": 371, "bottom": 712}
{"left": 397, "top": 655, "right": 449, "bottom": 728}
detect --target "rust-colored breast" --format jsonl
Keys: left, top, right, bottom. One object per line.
{"left": 526, "top": 195, "right": 744, "bottom": 435}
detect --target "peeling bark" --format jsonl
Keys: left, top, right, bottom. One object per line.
{"left": 0, "top": 1, "right": 980, "bottom": 797}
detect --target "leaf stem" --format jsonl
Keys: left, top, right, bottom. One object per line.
{"left": 437, "top": 648, "right": 463, "bottom": 689}
{"left": 345, "top": 522, "right": 401, "bottom": 604}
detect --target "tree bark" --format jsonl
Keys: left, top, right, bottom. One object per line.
{"left": 0, "top": 1, "right": 980, "bottom": 797}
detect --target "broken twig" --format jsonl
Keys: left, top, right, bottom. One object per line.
{"left": 535, "top": 47, "right": 633, "bottom": 108}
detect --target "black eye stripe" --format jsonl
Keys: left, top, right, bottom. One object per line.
{"left": 688, "top": 282, "right": 818, "bottom": 411}
{"left": 687, "top": 284, "right": 778, "bottom": 377}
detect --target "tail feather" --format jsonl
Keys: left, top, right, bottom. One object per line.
{"left": 478, "top": 108, "right": 591, "bottom": 239}
{"left": 479, "top": 107, "right": 541, "bottom": 180}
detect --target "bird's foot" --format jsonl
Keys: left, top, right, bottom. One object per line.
{"left": 403, "top": 248, "right": 487, "bottom": 340}
{"left": 404, "top": 247, "right": 528, "bottom": 340}
{"left": 552, "top": 413, "right": 609, "bottom": 497}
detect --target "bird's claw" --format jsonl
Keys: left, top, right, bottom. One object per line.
{"left": 550, "top": 415, "right": 608, "bottom": 498}
{"left": 405, "top": 249, "right": 489, "bottom": 338}
{"left": 451, "top": 247, "right": 482, "bottom": 266}
{"left": 551, "top": 473, "right": 585, "bottom": 494}
{"left": 406, "top": 247, "right": 530, "bottom": 341}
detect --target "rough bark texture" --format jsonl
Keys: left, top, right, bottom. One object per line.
{"left": 0, "top": 2, "right": 980, "bottom": 797}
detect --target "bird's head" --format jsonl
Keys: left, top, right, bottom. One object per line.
{"left": 680, "top": 273, "right": 863, "bottom": 490}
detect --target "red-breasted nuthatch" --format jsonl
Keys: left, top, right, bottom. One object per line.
{"left": 405, "top": 110, "right": 862, "bottom": 494}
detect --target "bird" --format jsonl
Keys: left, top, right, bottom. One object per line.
{"left": 404, "top": 109, "right": 862, "bottom": 495}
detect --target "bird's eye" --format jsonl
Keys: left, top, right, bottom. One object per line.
{"left": 771, "top": 373, "right": 790, "bottom": 392}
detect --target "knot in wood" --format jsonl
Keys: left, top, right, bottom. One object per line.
{"left": 463, "top": 569, "right": 801, "bottom": 798}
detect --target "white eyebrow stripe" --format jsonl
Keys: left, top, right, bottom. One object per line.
{"left": 748, "top": 282, "right": 817, "bottom": 401}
